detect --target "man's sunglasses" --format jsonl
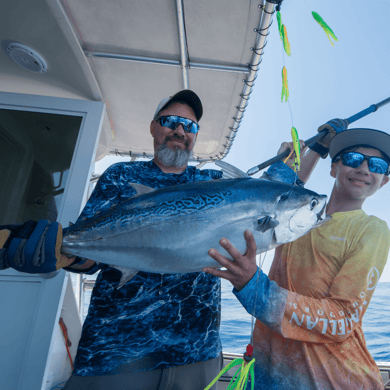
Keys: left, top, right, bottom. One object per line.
{"left": 157, "top": 115, "right": 200, "bottom": 134}
{"left": 334, "top": 152, "right": 390, "bottom": 175}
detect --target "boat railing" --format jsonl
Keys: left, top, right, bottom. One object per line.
{"left": 378, "top": 362, "right": 390, "bottom": 389}
{"left": 71, "top": 273, "right": 96, "bottom": 320}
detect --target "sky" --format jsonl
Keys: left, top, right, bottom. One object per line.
{"left": 95, "top": 0, "right": 390, "bottom": 282}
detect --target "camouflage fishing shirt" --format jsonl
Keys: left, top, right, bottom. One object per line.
{"left": 70, "top": 160, "right": 223, "bottom": 376}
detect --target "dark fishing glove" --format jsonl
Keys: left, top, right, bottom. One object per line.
{"left": 0, "top": 220, "right": 76, "bottom": 273}
{"left": 309, "top": 118, "right": 349, "bottom": 158}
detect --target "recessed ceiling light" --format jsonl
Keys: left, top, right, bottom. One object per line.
{"left": 6, "top": 42, "right": 47, "bottom": 73}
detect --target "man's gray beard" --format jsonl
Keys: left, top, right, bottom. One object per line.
{"left": 156, "top": 144, "right": 192, "bottom": 167}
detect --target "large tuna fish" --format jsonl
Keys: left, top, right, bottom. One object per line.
{"left": 61, "top": 165, "right": 330, "bottom": 286}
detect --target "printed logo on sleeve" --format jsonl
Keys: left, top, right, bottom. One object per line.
{"left": 287, "top": 269, "right": 380, "bottom": 337}
{"left": 288, "top": 291, "right": 371, "bottom": 337}
{"left": 367, "top": 267, "right": 380, "bottom": 291}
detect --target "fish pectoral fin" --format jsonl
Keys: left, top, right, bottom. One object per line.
{"left": 129, "top": 183, "right": 156, "bottom": 197}
{"left": 255, "top": 216, "right": 279, "bottom": 232}
{"left": 112, "top": 266, "right": 139, "bottom": 289}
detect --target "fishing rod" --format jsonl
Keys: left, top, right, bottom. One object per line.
{"left": 246, "top": 96, "right": 390, "bottom": 176}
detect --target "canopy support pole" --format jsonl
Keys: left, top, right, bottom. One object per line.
{"left": 176, "top": 0, "right": 190, "bottom": 89}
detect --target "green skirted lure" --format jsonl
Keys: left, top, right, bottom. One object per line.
{"left": 203, "top": 357, "right": 255, "bottom": 390}
{"left": 276, "top": 11, "right": 291, "bottom": 56}
{"left": 291, "top": 126, "right": 301, "bottom": 171}
{"left": 281, "top": 66, "right": 289, "bottom": 102}
{"left": 204, "top": 345, "right": 255, "bottom": 390}
{"left": 312, "top": 11, "right": 338, "bottom": 46}
{"left": 276, "top": 11, "right": 283, "bottom": 36}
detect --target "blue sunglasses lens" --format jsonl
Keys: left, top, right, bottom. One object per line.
{"left": 369, "top": 158, "right": 389, "bottom": 174}
{"left": 342, "top": 153, "right": 363, "bottom": 168}
{"left": 158, "top": 116, "right": 199, "bottom": 134}
{"left": 341, "top": 152, "right": 389, "bottom": 174}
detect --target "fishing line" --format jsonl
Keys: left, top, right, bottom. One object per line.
{"left": 246, "top": 1, "right": 338, "bottom": 380}
{"left": 249, "top": 249, "right": 268, "bottom": 345}
{"left": 249, "top": 183, "right": 295, "bottom": 339}
{"left": 279, "top": 27, "right": 294, "bottom": 127}
{"left": 301, "top": 0, "right": 312, "bottom": 13}
{"left": 278, "top": 3, "right": 337, "bottom": 171}
{"left": 206, "top": 170, "right": 298, "bottom": 389}
{"left": 207, "top": 4, "right": 338, "bottom": 388}
{"left": 277, "top": 9, "right": 302, "bottom": 174}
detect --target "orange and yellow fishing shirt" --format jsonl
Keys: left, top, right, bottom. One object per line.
{"left": 235, "top": 209, "right": 389, "bottom": 389}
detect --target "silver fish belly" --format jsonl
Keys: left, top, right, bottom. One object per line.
{"left": 61, "top": 178, "right": 330, "bottom": 282}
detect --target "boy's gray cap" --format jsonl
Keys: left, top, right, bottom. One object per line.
{"left": 329, "top": 128, "right": 390, "bottom": 160}
{"left": 153, "top": 90, "right": 203, "bottom": 121}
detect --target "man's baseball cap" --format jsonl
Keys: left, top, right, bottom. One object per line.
{"left": 329, "top": 128, "right": 390, "bottom": 162}
{"left": 153, "top": 90, "right": 203, "bottom": 121}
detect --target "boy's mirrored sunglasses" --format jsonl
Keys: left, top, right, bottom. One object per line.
{"left": 334, "top": 152, "right": 390, "bottom": 175}
{"left": 157, "top": 115, "right": 200, "bottom": 134}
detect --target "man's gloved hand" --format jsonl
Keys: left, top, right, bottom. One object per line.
{"left": 309, "top": 118, "right": 349, "bottom": 158}
{"left": 0, "top": 220, "right": 76, "bottom": 273}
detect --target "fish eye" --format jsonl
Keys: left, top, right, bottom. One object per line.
{"left": 310, "top": 199, "right": 319, "bottom": 210}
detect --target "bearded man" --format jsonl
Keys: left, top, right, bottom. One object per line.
{"left": 60, "top": 90, "right": 224, "bottom": 389}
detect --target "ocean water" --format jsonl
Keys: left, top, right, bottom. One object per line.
{"left": 360, "top": 282, "right": 390, "bottom": 361}
{"left": 79, "top": 279, "right": 389, "bottom": 361}
{"left": 220, "top": 280, "right": 390, "bottom": 361}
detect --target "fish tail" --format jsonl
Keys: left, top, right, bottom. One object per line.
{"left": 281, "top": 66, "right": 289, "bottom": 102}
{"left": 312, "top": 11, "right": 337, "bottom": 46}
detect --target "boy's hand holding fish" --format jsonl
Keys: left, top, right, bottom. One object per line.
{"left": 204, "top": 230, "right": 258, "bottom": 291}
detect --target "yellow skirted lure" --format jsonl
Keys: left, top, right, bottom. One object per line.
{"left": 281, "top": 66, "right": 289, "bottom": 102}
{"left": 276, "top": 11, "right": 291, "bottom": 56}
{"left": 282, "top": 25, "right": 291, "bottom": 56}
{"left": 291, "top": 126, "right": 301, "bottom": 171}
{"left": 312, "top": 11, "right": 338, "bottom": 46}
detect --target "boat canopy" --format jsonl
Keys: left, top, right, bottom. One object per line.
{"left": 1, "top": 0, "right": 274, "bottom": 161}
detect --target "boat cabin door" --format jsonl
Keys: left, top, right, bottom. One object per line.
{"left": 0, "top": 92, "right": 105, "bottom": 389}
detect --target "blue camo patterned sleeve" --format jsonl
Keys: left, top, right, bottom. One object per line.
{"left": 199, "top": 169, "right": 223, "bottom": 180}
{"left": 77, "top": 163, "right": 137, "bottom": 222}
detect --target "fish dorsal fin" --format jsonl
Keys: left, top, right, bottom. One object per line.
{"left": 129, "top": 183, "right": 156, "bottom": 197}
{"left": 215, "top": 161, "right": 250, "bottom": 179}
{"left": 255, "top": 216, "right": 279, "bottom": 232}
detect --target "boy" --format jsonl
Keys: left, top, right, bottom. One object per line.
{"left": 204, "top": 128, "right": 390, "bottom": 389}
